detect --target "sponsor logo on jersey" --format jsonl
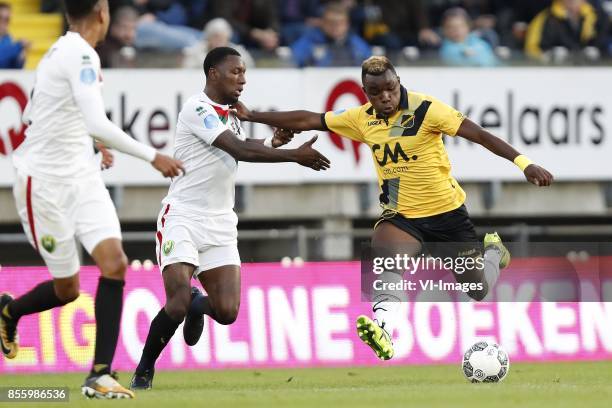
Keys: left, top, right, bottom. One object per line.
{"left": 372, "top": 142, "right": 418, "bottom": 166}
{"left": 203, "top": 114, "right": 220, "bottom": 129}
{"left": 162, "top": 240, "right": 175, "bottom": 256}
{"left": 41, "top": 235, "right": 56, "bottom": 253}
{"left": 195, "top": 106, "right": 205, "bottom": 116}
{"left": 367, "top": 120, "right": 383, "bottom": 126}
{"left": 80, "top": 68, "right": 96, "bottom": 84}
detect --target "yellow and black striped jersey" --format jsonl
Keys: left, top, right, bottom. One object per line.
{"left": 323, "top": 86, "right": 466, "bottom": 218}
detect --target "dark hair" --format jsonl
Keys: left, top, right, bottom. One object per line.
{"left": 323, "top": 2, "right": 348, "bottom": 18}
{"left": 361, "top": 56, "right": 397, "bottom": 82}
{"left": 0, "top": 2, "right": 10, "bottom": 10}
{"left": 112, "top": 5, "right": 138, "bottom": 26}
{"left": 63, "top": 0, "right": 101, "bottom": 19}
{"left": 203, "top": 47, "right": 241, "bottom": 78}
{"left": 441, "top": 7, "right": 471, "bottom": 25}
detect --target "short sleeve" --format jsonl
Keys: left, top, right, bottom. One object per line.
{"left": 426, "top": 97, "right": 465, "bottom": 136}
{"left": 64, "top": 48, "right": 102, "bottom": 98}
{"left": 323, "top": 107, "right": 364, "bottom": 142}
{"left": 181, "top": 102, "right": 227, "bottom": 145}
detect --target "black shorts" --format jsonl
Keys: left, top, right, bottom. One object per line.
{"left": 375, "top": 204, "right": 481, "bottom": 259}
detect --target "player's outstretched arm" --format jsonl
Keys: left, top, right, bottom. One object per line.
{"left": 213, "top": 130, "right": 330, "bottom": 171}
{"left": 246, "top": 128, "right": 299, "bottom": 148}
{"left": 457, "top": 118, "right": 554, "bottom": 187}
{"left": 73, "top": 91, "right": 184, "bottom": 178}
{"left": 232, "top": 101, "right": 325, "bottom": 131}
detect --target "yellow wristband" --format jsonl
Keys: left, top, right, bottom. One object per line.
{"left": 513, "top": 155, "right": 533, "bottom": 172}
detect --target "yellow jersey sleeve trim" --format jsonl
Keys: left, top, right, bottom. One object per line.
{"left": 323, "top": 107, "right": 365, "bottom": 142}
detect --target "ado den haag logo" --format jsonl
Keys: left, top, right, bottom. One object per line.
{"left": 162, "top": 240, "right": 175, "bottom": 256}
{"left": 0, "top": 81, "right": 28, "bottom": 155}
{"left": 41, "top": 235, "right": 56, "bottom": 253}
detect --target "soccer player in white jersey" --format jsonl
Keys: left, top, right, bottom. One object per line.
{"left": 129, "top": 47, "right": 330, "bottom": 390}
{"left": 0, "top": 0, "right": 184, "bottom": 399}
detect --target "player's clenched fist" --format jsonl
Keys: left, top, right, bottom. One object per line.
{"left": 96, "top": 143, "right": 115, "bottom": 170}
{"left": 524, "top": 164, "right": 554, "bottom": 187}
{"left": 292, "top": 135, "right": 331, "bottom": 171}
{"left": 272, "top": 128, "right": 298, "bottom": 147}
{"left": 152, "top": 153, "right": 185, "bottom": 178}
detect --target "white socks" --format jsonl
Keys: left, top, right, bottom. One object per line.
{"left": 483, "top": 247, "right": 502, "bottom": 289}
{"left": 372, "top": 271, "right": 404, "bottom": 337}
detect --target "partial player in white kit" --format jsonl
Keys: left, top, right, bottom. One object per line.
{"left": 0, "top": 0, "right": 184, "bottom": 399}
{"left": 130, "top": 47, "right": 330, "bottom": 390}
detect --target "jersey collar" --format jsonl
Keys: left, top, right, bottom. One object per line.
{"left": 65, "top": 31, "right": 88, "bottom": 46}
{"left": 200, "top": 91, "right": 230, "bottom": 119}
{"left": 365, "top": 85, "right": 409, "bottom": 118}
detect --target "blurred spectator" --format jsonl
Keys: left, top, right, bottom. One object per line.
{"left": 40, "top": 0, "right": 61, "bottom": 13}
{"left": 0, "top": 2, "right": 30, "bottom": 69}
{"left": 497, "top": 0, "right": 552, "bottom": 48}
{"left": 183, "top": 18, "right": 255, "bottom": 68}
{"left": 97, "top": 6, "right": 139, "bottom": 68}
{"left": 209, "top": 0, "right": 280, "bottom": 51}
{"left": 525, "top": 0, "right": 609, "bottom": 60}
{"left": 440, "top": 7, "right": 498, "bottom": 66}
{"left": 291, "top": 2, "right": 371, "bottom": 67}
{"left": 132, "top": 0, "right": 203, "bottom": 51}
{"left": 278, "top": 0, "right": 321, "bottom": 45}
{"left": 363, "top": 0, "right": 440, "bottom": 50}
{"left": 426, "top": 0, "right": 504, "bottom": 47}
{"left": 426, "top": 0, "right": 502, "bottom": 27}
{"left": 180, "top": 0, "right": 208, "bottom": 30}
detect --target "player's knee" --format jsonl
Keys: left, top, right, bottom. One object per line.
{"left": 165, "top": 303, "right": 189, "bottom": 321}
{"left": 100, "top": 253, "right": 128, "bottom": 280}
{"left": 215, "top": 301, "right": 239, "bottom": 325}
{"left": 56, "top": 284, "right": 80, "bottom": 304}
{"left": 165, "top": 289, "right": 191, "bottom": 321}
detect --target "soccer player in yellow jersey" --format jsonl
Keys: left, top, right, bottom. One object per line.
{"left": 233, "top": 56, "right": 553, "bottom": 360}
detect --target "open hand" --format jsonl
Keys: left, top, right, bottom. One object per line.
{"left": 294, "top": 135, "right": 330, "bottom": 171}
{"left": 524, "top": 164, "right": 553, "bottom": 186}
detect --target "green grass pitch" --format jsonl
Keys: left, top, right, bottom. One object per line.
{"left": 1, "top": 361, "right": 611, "bottom": 407}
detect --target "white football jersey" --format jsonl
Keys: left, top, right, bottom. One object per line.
{"left": 13, "top": 32, "right": 103, "bottom": 181}
{"left": 162, "top": 92, "right": 246, "bottom": 215}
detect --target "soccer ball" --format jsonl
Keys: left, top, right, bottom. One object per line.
{"left": 462, "top": 340, "right": 510, "bottom": 383}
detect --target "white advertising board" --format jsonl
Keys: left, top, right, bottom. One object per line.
{"left": 1, "top": 68, "right": 609, "bottom": 186}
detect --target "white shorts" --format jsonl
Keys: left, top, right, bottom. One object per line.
{"left": 155, "top": 204, "right": 241, "bottom": 276}
{"left": 13, "top": 171, "right": 121, "bottom": 278}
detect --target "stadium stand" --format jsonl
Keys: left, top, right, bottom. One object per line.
{"left": 3, "top": 0, "right": 612, "bottom": 69}
{"left": 5, "top": 0, "right": 62, "bottom": 69}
